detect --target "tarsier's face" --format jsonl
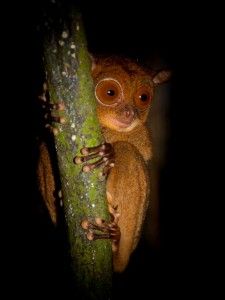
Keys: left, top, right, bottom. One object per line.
{"left": 93, "top": 60, "right": 154, "bottom": 132}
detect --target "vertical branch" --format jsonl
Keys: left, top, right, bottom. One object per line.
{"left": 42, "top": 3, "right": 112, "bottom": 299}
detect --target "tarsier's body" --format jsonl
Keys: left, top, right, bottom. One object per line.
{"left": 38, "top": 56, "right": 170, "bottom": 272}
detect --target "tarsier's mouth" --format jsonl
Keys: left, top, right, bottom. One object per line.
{"left": 110, "top": 116, "right": 140, "bottom": 132}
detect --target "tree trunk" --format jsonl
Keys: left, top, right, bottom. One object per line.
{"left": 42, "top": 3, "right": 112, "bottom": 299}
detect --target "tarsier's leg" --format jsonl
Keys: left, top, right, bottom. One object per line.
{"left": 106, "top": 142, "right": 149, "bottom": 272}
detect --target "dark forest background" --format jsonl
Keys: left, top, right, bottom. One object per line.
{"left": 3, "top": 0, "right": 221, "bottom": 299}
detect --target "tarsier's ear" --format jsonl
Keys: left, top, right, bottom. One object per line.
{"left": 152, "top": 70, "right": 172, "bottom": 85}
{"left": 88, "top": 53, "right": 98, "bottom": 71}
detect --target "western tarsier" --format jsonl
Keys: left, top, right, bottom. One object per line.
{"left": 38, "top": 56, "right": 171, "bottom": 272}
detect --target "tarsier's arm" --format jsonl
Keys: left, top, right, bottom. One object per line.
{"left": 37, "top": 56, "right": 171, "bottom": 272}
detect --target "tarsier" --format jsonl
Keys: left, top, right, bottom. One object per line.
{"left": 38, "top": 56, "right": 171, "bottom": 272}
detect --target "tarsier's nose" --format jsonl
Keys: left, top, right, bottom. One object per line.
{"left": 120, "top": 105, "right": 135, "bottom": 124}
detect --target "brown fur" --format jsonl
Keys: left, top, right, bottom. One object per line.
{"left": 37, "top": 142, "right": 57, "bottom": 224}
{"left": 106, "top": 141, "right": 150, "bottom": 272}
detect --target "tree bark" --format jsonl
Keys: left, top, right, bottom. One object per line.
{"left": 42, "top": 3, "right": 112, "bottom": 299}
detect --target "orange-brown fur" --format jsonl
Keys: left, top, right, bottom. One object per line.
{"left": 106, "top": 141, "right": 150, "bottom": 271}
{"left": 37, "top": 142, "right": 57, "bottom": 224}
{"left": 37, "top": 56, "right": 170, "bottom": 272}
{"left": 92, "top": 57, "right": 153, "bottom": 272}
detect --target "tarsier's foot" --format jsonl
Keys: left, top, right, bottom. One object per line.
{"left": 81, "top": 207, "right": 120, "bottom": 252}
{"left": 74, "top": 143, "right": 115, "bottom": 176}
{"left": 38, "top": 82, "right": 66, "bottom": 135}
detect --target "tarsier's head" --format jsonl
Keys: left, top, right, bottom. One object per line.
{"left": 92, "top": 56, "right": 171, "bottom": 132}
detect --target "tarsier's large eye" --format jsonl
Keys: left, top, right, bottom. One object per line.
{"left": 134, "top": 87, "right": 152, "bottom": 110}
{"left": 95, "top": 78, "right": 122, "bottom": 106}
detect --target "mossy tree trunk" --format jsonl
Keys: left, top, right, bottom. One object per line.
{"left": 42, "top": 2, "right": 112, "bottom": 299}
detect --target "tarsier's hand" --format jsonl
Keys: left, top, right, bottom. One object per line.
{"left": 74, "top": 142, "right": 115, "bottom": 177}
{"left": 38, "top": 82, "right": 66, "bottom": 135}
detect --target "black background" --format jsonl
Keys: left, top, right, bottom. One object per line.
{"left": 3, "top": 0, "right": 221, "bottom": 298}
